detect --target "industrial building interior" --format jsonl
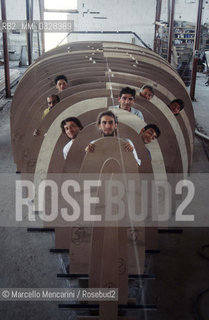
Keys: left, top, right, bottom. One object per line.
{"left": 0, "top": 0, "right": 209, "bottom": 319}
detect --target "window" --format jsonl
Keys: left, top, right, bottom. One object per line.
{"left": 44, "top": 0, "right": 77, "bottom": 51}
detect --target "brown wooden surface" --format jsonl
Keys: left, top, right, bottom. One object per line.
{"left": 10, "top": 43, "right": 196, "bottom": 314}
{"left": 11, "top": 41, "right": 194, "bottom": 173}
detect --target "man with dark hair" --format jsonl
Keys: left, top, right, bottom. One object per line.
{"left": 96, "top": 110, "right": 118, "bottom": 133}
{"left": 42, "top": 94, "right": 60, "bottom": 119}
{"left": 168, "top": 99, "right": 184, "bottom": 116}
{"left": 85, "top": 110, "right": 141, "bottom": 166}
{"left": 140, "top": 124, "right": 161, "bottom": 144}
{"left": 61, "top": 117, "right": 83, "bottom": 159}
{"left": 55, "top": 74, "right": 68, "bottom": 92}
{"left": 33, "top": 94, "right": 61, "bottom": 136}
{"left": 140, "top": 84, "right": 154, "bottom": 101}
{"left": 110, "top": 86, "right": 144, "bottom": 120}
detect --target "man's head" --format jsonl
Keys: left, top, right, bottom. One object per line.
{"left": 168, "top": 99, "right": 184, "bottom": 115}
{"left": 118, "top": 87, "right": 136, "bottom": 112}
{"left": 140, "top": 85, "right": 154, "bottom": 101}
{"left": 96, "top": 110, "right": 118, "bottom": 137}
{"left": 47, "top": 94, "right": 60, "bottom": 109}
{"left": 55, "top": 75, "right": 68, "bottom": 92}
{"left": 140, "top": 124, "right": 161, "bottom": 144}
{"left": 61, "top": 117, "right": 83, "bottom": 140}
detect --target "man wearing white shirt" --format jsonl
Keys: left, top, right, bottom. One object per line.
{"left": 140, "top": 124, "right": 161, "bottom": 144}
{"left": 139, "top": 124, "right": 161, "bottom": 160}
{"left": 61, "top": 117, "right": 83, "bottom": 159}
{"left": 110, "top": 87, "right": 144, "bottom": 121}
{"left": 85, "top": 110, "right": 141, "bottom": 166}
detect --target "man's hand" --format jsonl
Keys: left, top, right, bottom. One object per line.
{"left": 33, "top": 129, "right": 40, "bottom": 136}
{"left": 85, "top": 143, "right": 95, "bottom": 153}
{"left": 125, "top": 142, "right": 133, "bottom": 152}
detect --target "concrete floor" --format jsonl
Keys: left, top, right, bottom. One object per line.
{"left": 0, "top": 69, "right": 209, "bottom": 320}
{"left": 193, "top": 72, "right": 209, "bottom": 136}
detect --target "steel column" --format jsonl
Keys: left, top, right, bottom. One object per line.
{"left": 153, "top": 0, "right": 162, "bottom": 53}
{"left": 26, "top": 0, "right": 33, "bottom": 65}
{"left": 167, "top": 0, "right": 175, "bottom": 63}
{"left": 190, "top": 0, "right": 203, "bottom": 101}
{"left": 38, "top": 0, "right": 45, "bottom": 54}
{"left": 1, "top": 0, "right": 11, "bottom": 98}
